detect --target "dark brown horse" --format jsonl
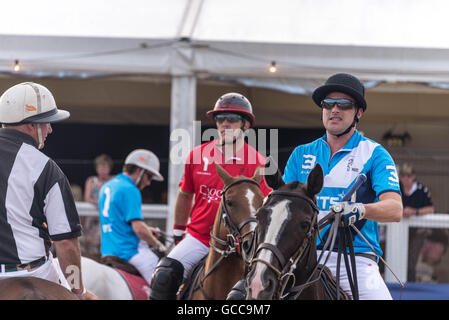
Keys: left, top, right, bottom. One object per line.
{"left": 246, "top": 162, "right": 338, "bottom": 300}
{"left": 0, "top": 277, "right": 78, "bottom": 300}
{"left": 189, "top": 164, "right": 264, "bottom": 300}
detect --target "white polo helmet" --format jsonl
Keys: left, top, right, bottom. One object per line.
{"left": 0, "top": 82, "right": 70, "bottom": 125}
{"left": 125, "top": 149, "right": 164, "bottom": 181}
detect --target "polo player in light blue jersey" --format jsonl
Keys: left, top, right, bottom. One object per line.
{"left": 283, "top": 73, "right": 403, "bottom": 299}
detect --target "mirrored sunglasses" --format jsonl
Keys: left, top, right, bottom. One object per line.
{"left": 214, "top": 113, "right": 244, "bottom": 123}
{"left": 321, "top": 98, "right": 356, "bottom": 110}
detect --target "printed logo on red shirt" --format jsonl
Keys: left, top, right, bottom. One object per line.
{"left": 199, "top": 184, "right": 222, "bottom": 203}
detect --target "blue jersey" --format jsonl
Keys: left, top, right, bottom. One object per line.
{"left": 98, "top": 173, "right": 143, "bottom": 261}
{"left": 283, "top": 130, "right": 401, "bottom": 255}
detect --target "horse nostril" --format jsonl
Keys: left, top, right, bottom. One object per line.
{"left": 265, "top": 278, "right": 273, "bottom": 291}
{"left": 256, "top": 277, "right": 275, "bottom": 300}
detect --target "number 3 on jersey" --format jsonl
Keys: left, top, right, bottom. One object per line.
{"left": 386, "top": 165, "right": 399, "bottom": 183}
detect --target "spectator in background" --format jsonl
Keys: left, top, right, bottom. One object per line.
{"left": 399, "top": 163, "right": 435, "bottom": 282}
{"left": 415, "top": 230, "right": 448, "bottom": 283}
{"left": 400, "top": 163, "right": 434, "bottom": 217}
{"left": 81, "top": 154, "right": 114, "bottom": 260}
{"left": 84, "top": 154, "right": 114, "bottom": 205}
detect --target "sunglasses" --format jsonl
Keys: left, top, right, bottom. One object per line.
{"left": 214, "top": 113, "right": 244, "bottom": 124}
{"left": 143, "top": 170, "right": 154, "bottom": 180}
{"left": 321, "top": 98, "right": 356, "bottom": 110}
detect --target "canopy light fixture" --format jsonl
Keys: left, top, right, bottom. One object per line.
{"left": 13, "top": 60, "right": 20, "bottom": 72}
{"left": 269, "top": 61, "right": 277, "bottom": 73}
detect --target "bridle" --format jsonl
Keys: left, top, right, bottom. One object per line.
{"left": 209, "top": 178, "right": 259, "bottom": 260}
{"left": 248, "top": 189, "right": 321, "bottom": 300}
{"left": 195, "top": 178, "right": 260, "bottom": 299}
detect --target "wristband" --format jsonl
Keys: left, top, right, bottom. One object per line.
{"left": 75, "top": 287, "right": 87, "bottom": 298}
{"left": 173, "top": 224, "right": 186, "bottom": 236}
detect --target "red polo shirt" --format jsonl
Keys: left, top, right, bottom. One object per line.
{"left": 179, "top": 140, "right": 271, "bottom": 246}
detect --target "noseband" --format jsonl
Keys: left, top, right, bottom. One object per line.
{"left": 249, "top": 190, "right": 319, "bottom": 299}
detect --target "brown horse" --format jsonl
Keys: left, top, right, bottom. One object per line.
{"left": 0, "top": 277, "right": 78, "bottom": 300}
{"left": 188, "top": 164, "right": 265, "bottom": 300}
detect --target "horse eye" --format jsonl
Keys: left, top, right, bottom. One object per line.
{"left": 300, "top": 221, "right": 310, "bottom": 231}
{"left": 226, "top": 200, "right": 233, "bottom": 207}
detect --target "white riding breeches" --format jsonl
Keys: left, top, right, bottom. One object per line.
{"left": 1, "top": 253, "right": 71, "bottom": 290}
{"left": 167, "top": 233, "right": 209, "bottom": 279}
{"left": 317, "top": 250, "right": 392, "bottom": 300}
{"left": 128, "top": 241, "right": 160, "bottom": 285}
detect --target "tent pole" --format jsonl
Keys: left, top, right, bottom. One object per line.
{"left": 166, "top": 75, "right": 197, "bottom": 240}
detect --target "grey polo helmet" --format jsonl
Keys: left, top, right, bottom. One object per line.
{"left": 125, "top": 149, "right": 164, "bottom": 182}
{"left": 0, "top": 82, "right": 70, "bottom": 125}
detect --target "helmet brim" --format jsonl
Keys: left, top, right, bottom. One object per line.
{"left": 146, "top": 168, "right": 164, "bottom": 181}
{"left": 26, "top": 109, "right": 70, "bottom": 124}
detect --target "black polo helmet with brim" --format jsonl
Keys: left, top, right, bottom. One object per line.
{"left": 312, "top": 73, "right": 367, "bottom": 111}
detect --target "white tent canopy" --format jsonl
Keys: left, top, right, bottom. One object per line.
{"left": 2, "top": 0, "right": 449, "bottom": 84}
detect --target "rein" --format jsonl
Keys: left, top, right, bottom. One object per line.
{"left": 194, "top": 178, "right": 259, "bottom": 299}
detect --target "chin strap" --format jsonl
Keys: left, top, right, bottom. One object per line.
{"left": 334, "top": 109, "right": 360, "bottom": 138}
{"left": 135, "top": 168, "right": 145, "bottom": 186}
{"left": 36, "top": 124, "right": 44, "bottom": 149}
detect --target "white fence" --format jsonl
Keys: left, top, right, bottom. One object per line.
{"left": 384, "top": 213, "right": 449, "bottom": 283}
{"left": 76, "top": 201, "right": 168, "bottom": 220}
{"left": 76, "top": 201, "right": 448, "bottom": 284}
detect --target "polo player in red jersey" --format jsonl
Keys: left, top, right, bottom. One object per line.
{"left": 150, "top": 93, "right": 271, "bottom": 300}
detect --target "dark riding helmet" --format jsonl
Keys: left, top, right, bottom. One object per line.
{"left": 312, "top": 73, "right": 366, "bottom": 138}
{"left": 312, "top": 73, "right": 367, "bottom": 111}
{"left": 206, "top": 93, "right": 255, "bottom": 127}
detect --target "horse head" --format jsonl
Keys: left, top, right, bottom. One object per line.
{"left": 213, "top": 164, "right": 265, "bottom": 263}
{"left": 246, "top": 159, "right": 323, "bottom": 300}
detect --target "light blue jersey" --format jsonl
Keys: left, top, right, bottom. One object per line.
{"left": 98, "top": 173, "right": 143, "bottom": 261}
{"left": 283, "top": 130, "right": 401, "bottom": 255}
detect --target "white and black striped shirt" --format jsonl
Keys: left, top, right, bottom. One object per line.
{"left": 0, "top": 128, "right": 81, "bottom": 264}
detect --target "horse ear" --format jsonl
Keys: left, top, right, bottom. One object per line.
{"left": 216, "top": 163, "right": 233, "bottom": 185}
{"left": 305, "top": 163, "right": 323, "bottom": 197}
{"left": 252, "top": 165, "right": 263, "bottom": 184}
{"left": 264, "top": 156, "right": 284, "bottom": 190}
